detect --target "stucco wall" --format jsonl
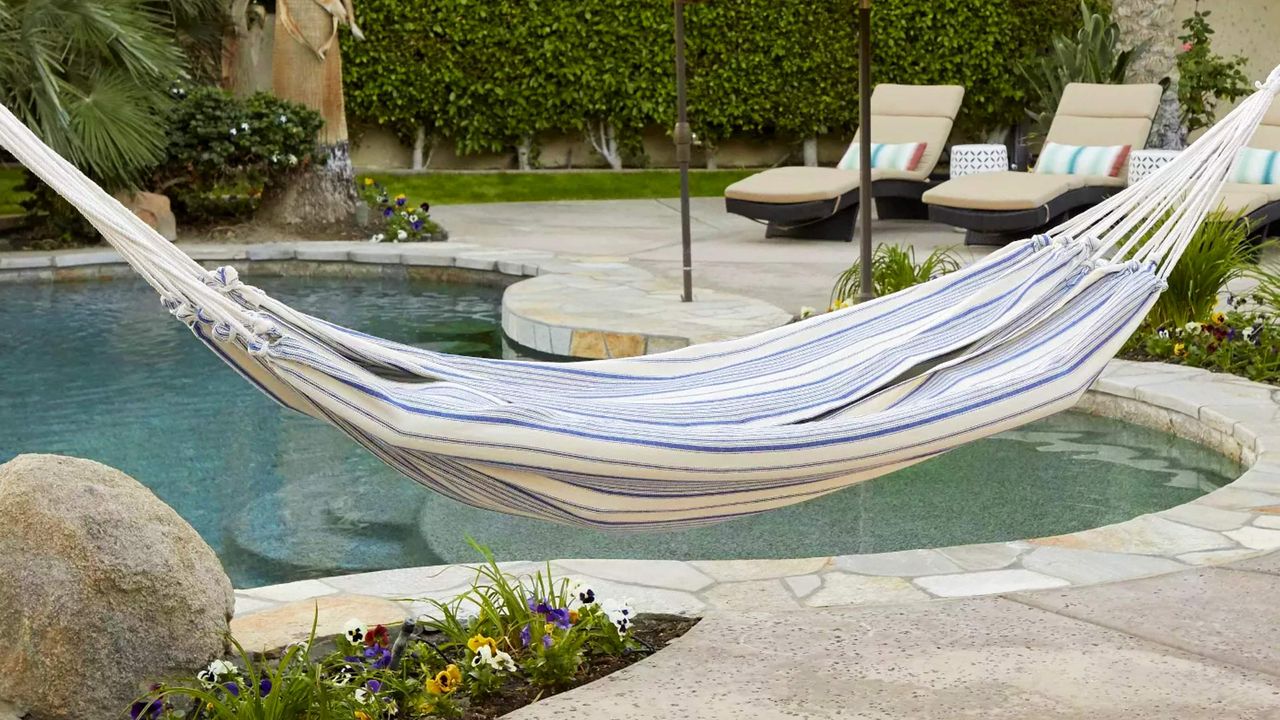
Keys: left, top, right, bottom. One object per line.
{"left": 1173, "top": 0, "right": 1280, "bottom": 109}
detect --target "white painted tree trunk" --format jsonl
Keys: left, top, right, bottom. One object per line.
{"left": 411, "top": 126, "right": 427, "bottom": 170}
{"left": 705, "top": 151, "right": 717, "bottom": 170}
{"left": 802, "top": 137, "right": 819, "bottom": 167}
{"left": 586, "top": 120, "right": 623, "bottom": 170}
{"left": 516, "top": 135, "right": 534, "bottom": 171}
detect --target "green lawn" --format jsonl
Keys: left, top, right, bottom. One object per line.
{"left": 368, "top": 169, "right": 756, "bottom": 205}
{"left": 0, "top": 167, "right": 756, "bottom": 217}
{"left": 0, "top": 167, "right": 28, "bottom": 215}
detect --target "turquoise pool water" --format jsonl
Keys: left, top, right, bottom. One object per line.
{"left": 0, "top": 277, "right": 1242, "bottom": 588}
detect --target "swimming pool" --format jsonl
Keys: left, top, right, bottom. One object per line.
{"left": 0, "top": 276, "right": 1241, "bottom": 587}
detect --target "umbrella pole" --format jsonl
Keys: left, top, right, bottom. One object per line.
{"left": 857, "top": 0, "right": 874, "bottom": 301}
{"left": 674, "top": 0, "right": 694, "bottom": 303}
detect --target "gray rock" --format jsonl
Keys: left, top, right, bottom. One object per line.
{"left": 0, "top": 455, "right": 234, "bottom": 720}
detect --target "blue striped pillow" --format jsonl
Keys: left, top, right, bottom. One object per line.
{"left": 838, "top": 142, "right": 926, "bottom": 172}
{"left": 1034, "top": 142, "right": 1130, "bottom": 177}
{"left": 1231, "top": 147, "right": 1280, "bottom": 185}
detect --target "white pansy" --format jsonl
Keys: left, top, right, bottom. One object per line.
{"left": 343, "top": 618, "right": 365, "bottom": 644}
{"left": 369, "top": 233, "right": 385, "bottom": 243}
{"left": 353, "top": 688, "right": 370, "bottom": 704}
{"left": 1185, "top": 321, "right": 1203, "bottom": 334}
{"left": 602, "top": 598, "right": 634, "bottom": 633}
{"left": 396, "top": 230, "right": 408, "bottom": 241}
{"left": 471, "top": 644, "right": 517, "bottom": 672}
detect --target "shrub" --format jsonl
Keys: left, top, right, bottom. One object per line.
{"left": 1019, "top": 1, "right": 1136, "bottom": 142}
{"left": 1126, "top": 305, "right": 1280, "bottom": 385}
{"left": 342, "top": 0, "right": 1092, "bottom": 160}
{"left": 1175, "top": 9, "right": 1251, "bottom": 137}
{"left": 830, "top": 243, "right": 961, "bottom": 308}
{"left": 153, "top": 86, "right": 325, "bottom": 223}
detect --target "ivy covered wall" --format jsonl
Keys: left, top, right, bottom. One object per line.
{"left": 341, "top": 0, "right": 1090, "bottom": 166}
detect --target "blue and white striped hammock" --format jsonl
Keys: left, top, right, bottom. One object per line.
{"left": 3, "top": 71, "right": 1277, "bottom": 529}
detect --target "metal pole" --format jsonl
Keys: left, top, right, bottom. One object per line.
{"left": 857, "top": 0, "right": 874, "bottom": 302}
{"left": 674, "top": 0, "right": 694, "bottom": 302}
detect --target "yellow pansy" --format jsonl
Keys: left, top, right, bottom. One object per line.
{"left": 1173, "top": 342, "right": 1186, "bottom": 357}
{"left": 1211, "top": 311, "right": 1226, "bottom": 326}
{"left": 362, "top": 177, "right": 374, "bottom": 186}
{"left": 467, "top": 633, "right": 498, "bottom": 655}
{"left": 355, "top": 712, "right": 372, "bottom": 720}
{"left": 427, "top": 664, "right": 462, "bottom": 694}
{"left": 568, "top": 609, "right": 580, "bottom": 623}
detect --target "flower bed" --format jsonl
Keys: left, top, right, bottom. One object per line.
{"left": 134, "top": 547, "right": 697, "bottom": 719}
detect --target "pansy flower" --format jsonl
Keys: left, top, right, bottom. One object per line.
{"left": 467, "top": 634, "right": 498, "bottom": 655}
{"left": 364, "top": 624, "right": 390, "bottom": 648}
{"left": 427, "top": 664, "right": 462, "bottom": 694}
{"left": 344, "top": 619, "right": 366, "bottom": 644}
{"left": 364, "top": 645, "right": 392, "bottom": 669}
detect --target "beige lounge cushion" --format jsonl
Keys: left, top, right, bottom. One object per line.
{"left": 1212, "top": 182, "right": 1280, "bottom": 216}
{"left": 923, "top": 171, "right": 1105, "bottom": 211}
{"left": 725, "top": 166, "right": 878, "bottom": 204}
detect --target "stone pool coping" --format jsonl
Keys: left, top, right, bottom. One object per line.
{"left": 225, "top": 360, "right": 1280, "bottom": 641}
{"left": 0, "top": 240, "right": 792, "bottom": 359}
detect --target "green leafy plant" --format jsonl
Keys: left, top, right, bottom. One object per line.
{"left": 1175, "top": 8, "right": 1251, "bottom": 137}
{"left": 140, "top": 541, "right": 652, "bottom": 718}
{"left": 1126, "top": 305, "right": 1280, "bottom": 385}
{"left": 830, "top": 244, "right": 961, "bottom": 308}
{"left": 358, "top": 177, "right": 446, "bottom": 242}
{"left": 1019, "top": 0, "right": 1136, "bottom": 141}
{"left": 1145, "top": 216, "right": 1253, "bottom": 330}
{"left": 342, "top": 0, "right": 1092, "bottom": 159}
{"left": 154, "top": 85, "right": 325, "bottom": 223}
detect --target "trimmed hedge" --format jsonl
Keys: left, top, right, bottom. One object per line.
{"left": 342, "top": 0, "right": 1091, "bottom": 159}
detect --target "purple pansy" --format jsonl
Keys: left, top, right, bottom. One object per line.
{"left": 224, "top": 682, "right": 240, "bottom": 697}
{"left": 520, "top": 624, "right": 531, "bottom": 647}
{"left": 364, "top": 646, "right": 392, "bottom": 670}
{"left": 383, "top": 207, "right": 393, "bottom": 218}
{"left": 259, "top": 678, "right": 272, "bottom": 696}
{"left": 366, "top": 679, "right": 382, "bottom": 693}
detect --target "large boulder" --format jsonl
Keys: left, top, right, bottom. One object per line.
{"left": 0, "top": 455, "right": 234, "bottom": 720}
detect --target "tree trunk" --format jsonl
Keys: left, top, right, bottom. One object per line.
{"left": 221, "top": 2, "right": 273, "bottom": 97}
{"left": 802, "top": 137, "right": 818, "bottom": 167}
{"left": 586, "top": 120, "right": 623, "bottom": 170}
{"left": 516, "top": 135, "right": 534, "bottom": 171}
{"left": 411, "top": 126, "right": 428, "bottom": 170}
{"left": 258, "top": 0, "right": 357, "bottom": 225}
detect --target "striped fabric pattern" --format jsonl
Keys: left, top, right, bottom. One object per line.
{"left": 1034, "top": 142, "right": 1131, "bottom": 177}
{"left": 1230, "top": 147, "right": 1280, "bottom": 184}
{"left": 838, "top": 141, "right": 927, "bottom": 171}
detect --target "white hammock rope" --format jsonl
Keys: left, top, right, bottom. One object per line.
{"left": 2, "top": 68, "right": 1278, "bottom": 528}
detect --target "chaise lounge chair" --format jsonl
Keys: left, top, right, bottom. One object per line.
{"left": 723, "top": 84, "right": 965, "bottom": 241}
{"left": 1212, "top": 96, "right": 1280, "bottom": 240}
{"left": 923, "top": 82, "right": 1163, "bottom": 246}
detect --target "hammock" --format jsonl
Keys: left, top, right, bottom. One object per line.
{"left": 3, "top": 70, "right": 1278, "bottom": 530}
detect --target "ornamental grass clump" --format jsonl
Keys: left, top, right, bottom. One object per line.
{"left": 137, "top": 541, "right": 648, "bottom": 718}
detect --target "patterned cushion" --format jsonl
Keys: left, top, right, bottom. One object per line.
{"left": 1034, "top": 142, "right": 1131, "bottom": 177}
{"left": 1230, "top": 147, "right": 1280, "bottom": 185}
{"left": 838, "top": 142, "right": 927, "bottom": 172}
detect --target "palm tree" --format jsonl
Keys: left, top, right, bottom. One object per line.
{"left": 257, "top": 0, "right": 361, "bottom": 224}
{"left": 0, "top": 0, "right": 198, "bottom": 189}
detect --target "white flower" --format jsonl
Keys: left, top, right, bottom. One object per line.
{"left": 369, "top": 233, "right": 385, "bottom": 243}
{"left": 287, "top": 153, "right": 298, "bottom": 166}
{"left": 1244, "top": 325, "right": 1260, "bottom": 341}
{"left": 603, "top": 598, "right": 634, "bottom": 633}
{"left": 408, "top": 214, "right": 418, "bottom": 223}
{"left": 353, "top": 688, "right": 370, "bottom": 704}
{"left": 270, "top": 153, "right": 280, "bottom": 163}
{"left": 196, "top": 658, "right": 237, "bottom": 687}
{"left": 471, "top": 645, "right": 517, "bottom": 672}
{"left": 278, "top": 114, "right": 288, "bottom": 124}
{"left": 1185, "top": 321, "right": 1203, "bottom": 335}
{"left": 240, "top": 122, "right": 250, "bottom": 131}
{"left": 798, "top": 306, "right": 816, "bottom": 319}
{"left": 343, "top": 618, "right": 365, "bottom": 644}
{"left": 229, "top": 127, "right": 237, "bottom": 136}
{"left": 396, "top": 230, "right": 408, "bottom": 241}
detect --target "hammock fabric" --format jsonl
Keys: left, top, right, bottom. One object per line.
{"left": 3, "top": 70, "right": 1278, "bottom": 529}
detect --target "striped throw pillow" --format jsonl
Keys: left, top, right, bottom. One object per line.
{"left": 1034, "top": 143, "right": 1131, "bottom": 177}
{"left": 1231, "top": 147, "right": 1280, "bottom": 185}
{"left": 838, "top": 142, "right": 927, "bottom": 172}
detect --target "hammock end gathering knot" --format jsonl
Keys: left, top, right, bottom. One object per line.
{"left": 1257, "top": 64, "right": 1280, "bottom": 94}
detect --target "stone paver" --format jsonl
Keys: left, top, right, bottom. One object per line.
{"left": 505, "top": 595, "right": 1280, "bottom": 720}
{"left": 230, "top": 594, "right": 411, "bottom": 652}
{"left": 1013, "top": 567, "right": 1280, "bottom": 677}
{"left": 914, "top": 568, "right": 1071, "bottom": 597}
